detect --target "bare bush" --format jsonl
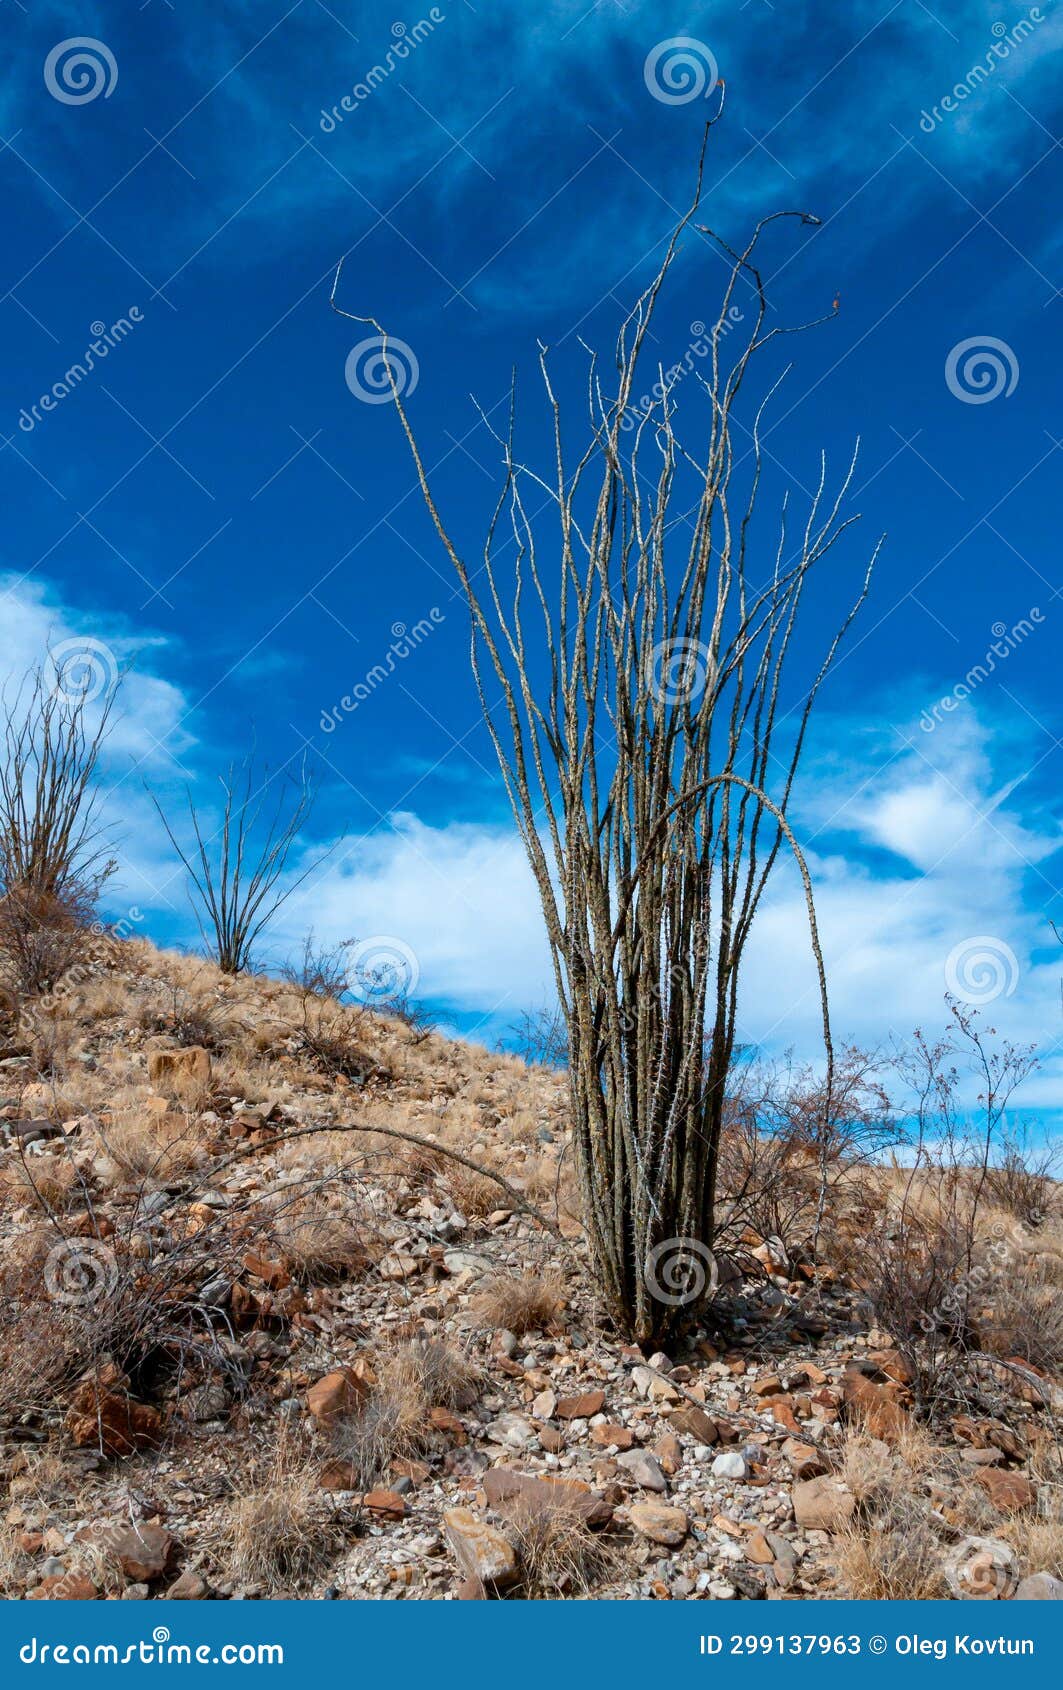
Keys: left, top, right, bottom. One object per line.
{"left": 282, "top": 930, "right": 357, "bottom": 998}
{"left": 0, "top": 883, "right": 97, "bottom": 1000}
{"left": 855, "top": 1005, "right": 1039, "bottom": 1412}
{"left": 0, "top": 663, "right": 118, "bottom": 899}
{"left": 508, "top": 1004, "right": 568, "bottom": 1069}
{"left": 340, "top": 118, "right": 879, "bottom": 1340}
{"left": 152, "top": 756, "right": 318, "bottom": 975}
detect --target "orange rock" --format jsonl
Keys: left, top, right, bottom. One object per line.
{"left": 244, "top": 1252, "right": 290, "bottom": 1289}
{"left": 306, "top": 1368, "right": 368, "bottom": 1425}
{"left": 976, "top": 1469, "right": 1037, "bottom": 1512}
{"left": 363, "top": 1488, "right": 407, "bottom": 1520}
{"left": 591, "top": 1422, "right": 635, "bottom": 1450}
{"left": 556, "top": 1390, "right": 605, "bottom": 1419}
{"left": 842, "top": 1369, "right": 907, "bottom": 1441}
{"left": 65, "top": 1374, "right": 162, "bottom": 1457}
{"left": 27, "top": 1574, "right": 98, "bottom": 1600}
{"left": 148, "top": 1046, "right": 212, "bottom": 1092}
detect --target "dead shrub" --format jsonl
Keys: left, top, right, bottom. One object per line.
{"left": 834, "top": 1424, "right": 949, "bottom": 1598}
{"left": 282, "top": 931, "right": 356, "bottom": 999}
{"left": 5, "top": 1152, "right": 79, "bottom": 1214}
{"left": 982, "top": 1131, "right": 1059, "bottom": 1229}
{"left": 0, "top": 884, "right": 95, "bottom": 1000}
{"left": 274, "top": 1210, "right": 380, "bottom": 1283}
{"left": 447, "top": 1164, "right": 504, "bottom": 1219}
{"left": 835, "top": 1496, "right": 949, "bottom": 1599}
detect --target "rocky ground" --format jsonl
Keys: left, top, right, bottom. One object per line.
{"left": 0, "top": 940, "right": 1060, "bottom": 1602}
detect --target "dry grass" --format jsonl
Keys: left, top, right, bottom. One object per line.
{"left": 220, "top": 1436, "right": 344, "bottom": 1592}
{"left": 331, "top": 1339, "right": 480, "bottom": 1487}
{"left": 979, "top": 1244, "right": 1063, "bottom": 1373}
{"left": 5, "top": 1153, "right": 79, "bottom": 1213}
{"left": 97, "top": 1109, "right": 204, "bottom": 1180}
{"left": 447, "top": 1163, "right": 505, "bottom": 1219}
{"left": 835, "top": 1498, "right": 950, "bottom": 1599}
{"left": 505, "top": 1495, "right": 618, "bottom": 1598}
{"left": 273, "top": 1209, "right": 381, "bottom": 1282}
{"left": 471, "top": 1270, "right": 566, "bottom": 1336}
{"left": 834, "top": 1424, "right": 950, "bottom": 1598}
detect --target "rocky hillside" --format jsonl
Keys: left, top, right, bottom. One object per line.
{"left": 0, "top": 940, "right": 1059, "bottom": 1602}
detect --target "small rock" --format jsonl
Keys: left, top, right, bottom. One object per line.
{"left": 977, "top": 1469, "right": 1037, "bottom": 1513}
{"left": 556, "top": 1390, "right": 605, "bottom": 1420}
{"left": 792, "top": 1475, "right": 856, "bottom": 1533}
{"left": 591, "top": 1423, "right": 635, "bottom": 1450}
{"left": 167, "top": 1571, "right": 209, "bottom": 1599}
{"left": 306, "top": 1369, "right": 368, "bottom": 1426}
{"left": 628, "top": 1502, "right": 689, "bottom": 1547}
{"left": 712, "top": 1451, "right": 748, "bottom": 1480}
{"left": 443, "top": 1507, "right": 519, "bottom": 1588}
{"left": 670, "top": 1405, "right": 718, "bottom": 1444}
{"left": 1015, "top": 1572, "right": 1063, "bottom": 1600}
{"left": 617, "top": 1449, "right": 668, "bottom": 1492}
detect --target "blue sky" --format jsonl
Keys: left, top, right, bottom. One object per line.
{"left": 1, "top": 0, "right": 1062, "bottom": 1108}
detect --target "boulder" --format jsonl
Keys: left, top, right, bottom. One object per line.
{"left": 147, "top": 1046, "right": 212, "bottom": 1093}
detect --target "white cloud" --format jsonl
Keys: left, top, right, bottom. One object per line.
{"left": 274, "top": 699, "right": 1063, "bottom": 1102}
